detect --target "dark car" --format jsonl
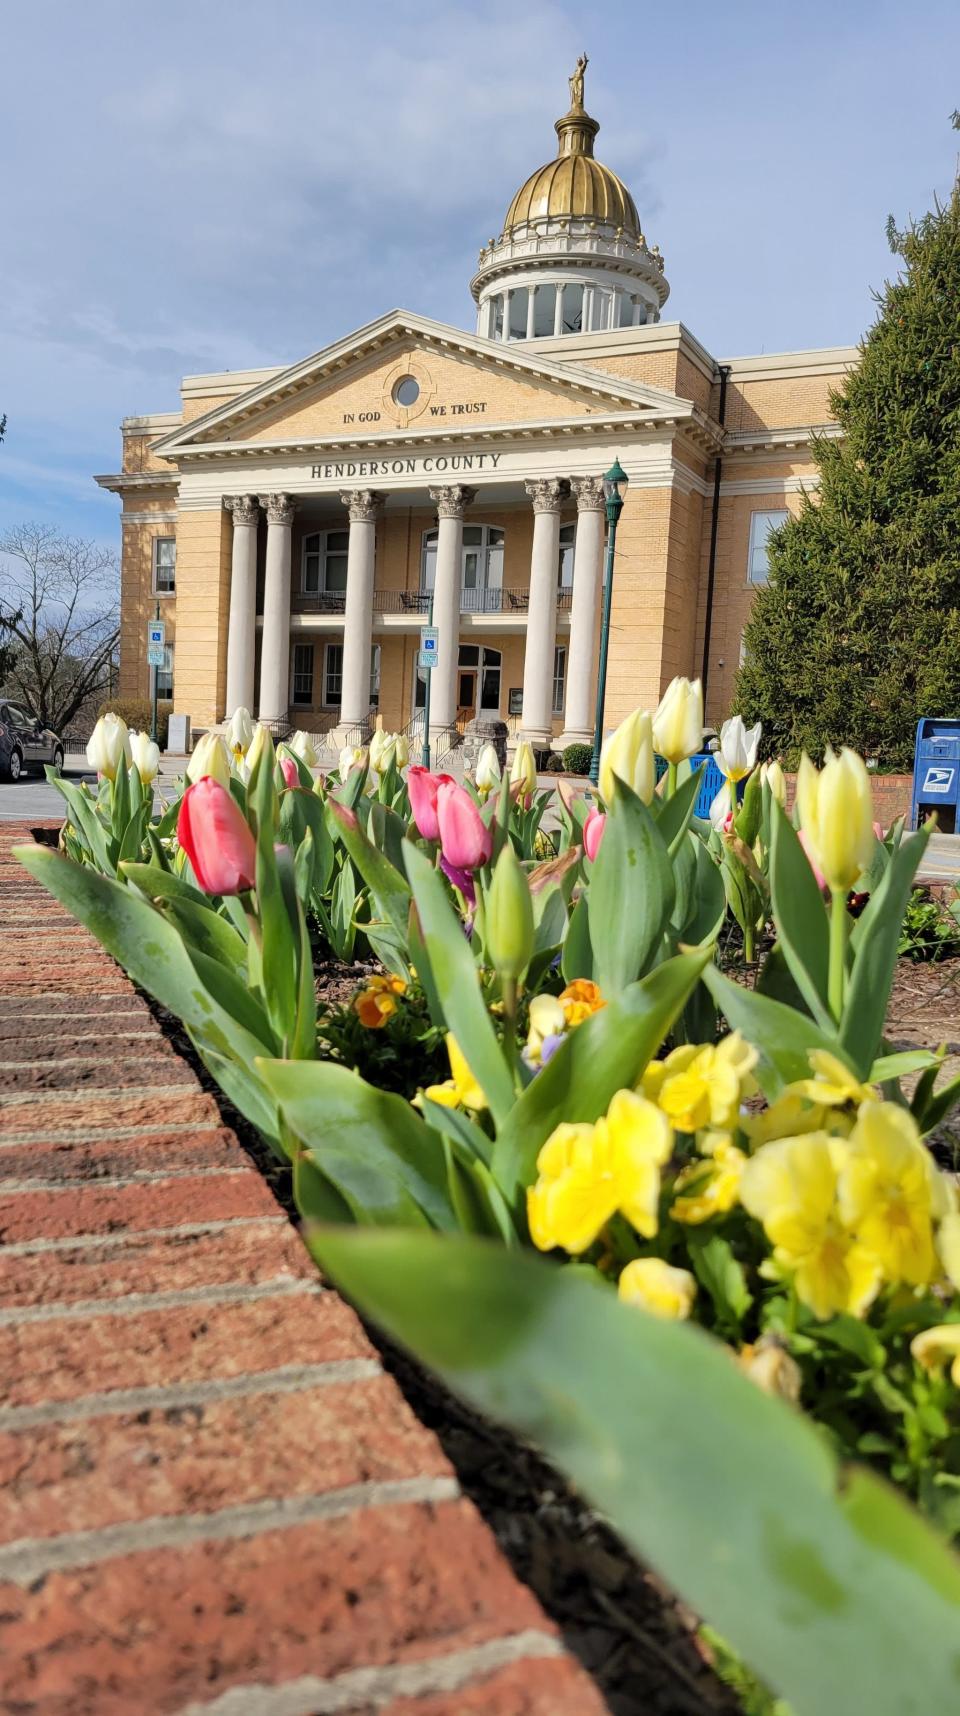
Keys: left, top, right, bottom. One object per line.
{"left": 0, "top": 701, "right": 64, "bottom": 781}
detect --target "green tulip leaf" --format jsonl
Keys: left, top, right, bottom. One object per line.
{"left": 560, "top": 893, "right": 593, "bottom": 982}
{"left": 654, "top": 761, "right": 706, "bottom": 856}
{"left": 328, "top": 799, "right": 411, "bottom": 944}
{"left": 313, "top": 1228, "right": 960, "bottom": 1716}
{"left": 702, "top": 963, "right": 844, "bottom": 1097}
{"left": 588, "top": 777, "right": 675, "bottom": 993}
{"left": 769, "top": 803, "right": 833, "bottom": 1029}
{"left": 841, "top": 825, "right": 932, "bottom": 1076}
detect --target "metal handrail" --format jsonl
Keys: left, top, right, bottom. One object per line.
{"left": 290, "top": 590, "right": 348, "bottom": 614}
{"left": 287, "top": 587, "right": 573, "bottom": 618}
{"left": 433, "top": 724, "right": 462, "bottom": 765}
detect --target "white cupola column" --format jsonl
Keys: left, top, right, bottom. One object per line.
{"left": 520, "top": 478, "right": 570, "bottom": 747}
{"left": 338, "top": 490, "right": 384, "bottom": 737}
{"left": 428, "top": 485, "right": 475, "bottom": 734}
{"left": 257, "top": 494, "right": 297, "bottom": 723}
{"left": 224, "top": 495, "right": 260, "bottom": 719}
{"left": 558, "top": 475, "right": 606, "bottom": 748}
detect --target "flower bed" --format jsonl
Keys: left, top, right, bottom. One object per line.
{"left": 16, "top": 688, "right": 960, "bottom": 1716}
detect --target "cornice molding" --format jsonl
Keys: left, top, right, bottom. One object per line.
{"left": 720, "top": 474, "right": 820, "bottom": 496}
{"left": 94, "top": 471, "right": 180, "bottom": 493}
{"left": 722, "top": 423, "right": 840, "bottom": 457}
{"left": 720, "top": 347, "right": 860, "bottom": 381}
{"left": 120, "top": 509, "right": 179, "bottom": 524}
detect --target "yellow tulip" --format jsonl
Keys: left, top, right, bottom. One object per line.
{"left": 527, "top": 1088, "right": 672, "bottom": 1254}
{"left": 652, "top": 676, "right": 703, "bottom": 766}
{"left": 618, "top": 1257, "right": 697, "bottom": 1320}
{"left": 510, "top": 740, "right": 537, "bottom": 800}
{"left": 837, "top": 1101, "right": 948, "bottom": 1287}
{"left": 911, "top": 1323, "right": 960, "bottom": 1386}
{"left": 187, "top": 732, "right": 231, "bottom": 787}
{"left": 795, "top": 748, "right": 875, "bottom": 893}
{"left": 598, "top": 707, "right": 655, "bottom": 805}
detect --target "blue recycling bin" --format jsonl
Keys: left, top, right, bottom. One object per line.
{"left": 911, "top": 719, "right": 960, "bottom": 832}
{"left": 653, "top": 752, "right": 737, "bottom": 819}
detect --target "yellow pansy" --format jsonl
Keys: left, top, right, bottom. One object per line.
{"left": 670, "top": 1138, "right": 747, "bottom": 1224}
{"left": 837, "top": 1101, "right": 949, "bottom": 1287}
{"left": 416, "top": 1034, "right": 487, "bottom": 1112}
{"left": 525, "top": 994, "right": 566, "bottom": 1066}
{"left": 618, "top": 1257, "right": 696, "bottom": 1319}
{"left": 788, "top": 1049, "right": 875, "bottom": 1109}
{"left": 642, "top": 1032, "right": 758, "bottom": 1134}
{"left": 527, "top": 1089, "right": 672, "bottom": 1254}
{"left": 937, "top": 1210, "right": 960, "bottom": 1291}
{"left": 353, "top": 974, "right": 407, "bottom": 1029}
{"left": 559, "top": 979, "right": 606, "bottom": 1026}
{"left": 740, "top": 1132, "right": 882, "bottom": 1320}
{"left": 911, "top": 1324, "right": 960, "bottom": 1386}
{"left": 740, "top": 1091, "right": 828, "bottom": 1149}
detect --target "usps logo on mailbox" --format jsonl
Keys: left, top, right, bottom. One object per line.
{"left": 922, "top": 764, "right": 956, "bottom": 796}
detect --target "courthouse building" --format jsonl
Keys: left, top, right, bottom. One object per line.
{"left": 97, "top": 60, "right": 856, "bottom": 750}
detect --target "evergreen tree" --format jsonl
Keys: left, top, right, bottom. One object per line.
{"left": 736, "top": 151, "right": 960, "bottom": 771}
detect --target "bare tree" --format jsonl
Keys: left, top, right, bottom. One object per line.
{"left": 0, "top": 524, "right": 119, "bottom": 732}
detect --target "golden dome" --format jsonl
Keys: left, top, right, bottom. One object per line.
{"left": 502, "top": 59, "right": 641, "bottom": 238}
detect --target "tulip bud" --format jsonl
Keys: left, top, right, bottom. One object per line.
{"left": 246, "top": 723, "right": 269, "bottom": 776}
{"left": 86, "top": 712, "right": 131, "bottom": 782}
{"left": 717, "top": 714, "right": 761, "bottom": 783}
{"left": 598, "top": 707, "right": 655, "bottom": 805}
{"left": 583, "top": 804, "right": 606, "bottom": 861}
{"left": 510, "top": 740, "right": 537, "bottom": 801}
{"left": 177, "top": 777, "right": 257, "bottom": 895}
{"left": 368, "top": 729, "right": 387, "bottom": 772}
{"left": 652, "top": 677, "right": 703, "bottom": 766}
{"left": 485, "top": 841, "right": 534, "bottom": 981}
{"left": 760, "top": 758, "right": 787, "bottom": 807}
{"left": 436, "top": 779, "right": 493, "bottom": 871}
{"left": 795, "top": 748, "right": 875, "bottom": 893}
{"left": 187, "top": 732, "right": 231, "bottom": 787}
{"left": 226, "top": 707, "right": 254, "bottom": 759}
{"left": 278, "top": 753, "right": 299, "bottom": 790}
{"left": 289, "top": 729, "right": 319, "bottom": 768}
{"left": 395, "top": 734, "right": 410, "bottom": 769}
{"left": 475, "top": 743, "right": 501, "bottom": 797}
{"left": 129, "top": 730, "right": 160, "bottom": 784}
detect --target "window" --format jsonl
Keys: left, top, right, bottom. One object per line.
{"left": 303, "top": 529, "right": 350, "bottom": 594}
{"left": 292, "top": 642, "right": 314, "bottom": 706}
{"left": 553, "top": 646, "right": 566, "bottom": 715}
{"left": 322, "top": 642, "right": 379, "bottom": 707}
{"left": 479, "top": 646, "right": 501, "bottom": 711}
{"left": 557, "top": 522, "right": 576, "bottom": 589}
{"left": 392, "top": 375, "right": 420, "bottom": 407}
{"left": 561, "top": 282, "right": 583, "bottom": 334}
{"left": 324, "top": 643, "right": 343, "bottom": 705}
{"left": 507, "top": 288, "right": 528, "bottom": 341}
{"left": 532, "top": 285, "right": 556, "bottom": 338}
{"left": 153, "top": 538, "right": 176, "bottom": 594}
{"left": 421, "top": 524, "right": 505, "bottom": 605}
{"left": 747, "top": 510, "right": 789, "bottom": 586}
{"left": 156, "top": 644, "right": 174, "bottom": 700}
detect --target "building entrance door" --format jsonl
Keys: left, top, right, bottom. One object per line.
{"left": 456, "top": 669, "right": 478, "bottom": 731}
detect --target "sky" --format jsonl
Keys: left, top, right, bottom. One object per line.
{"left": 2, "top": 0, "right": 958, "bottom": 553}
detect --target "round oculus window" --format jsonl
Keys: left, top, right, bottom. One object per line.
{"left": 392, "top": 375, "right": 420, "bottom": 407}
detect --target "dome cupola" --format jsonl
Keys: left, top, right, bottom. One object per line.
{"left": 472, "top": 56, "right": 668, "bottom": 342}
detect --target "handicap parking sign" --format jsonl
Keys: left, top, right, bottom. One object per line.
{"left": 922, "top": 764, "right": 955, "bottom": 795}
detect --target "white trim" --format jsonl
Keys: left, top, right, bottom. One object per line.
{"left": 723, "top": 423, "right": 841, "bottom": 457}
{"left": 181, "top": 366, "right": 284, "bottom": 399}
{"left": 95, "top": 471, "right": 179, "bottom": 493}
{"left": 747, "top": 508, "right": 790, "bottom": 586}
{"left": 151, "top": 535, "right": 177, "bottom": 596}
{"left": 121, "top": 412, "right": 182, "bottom": 434}
{"left": 530, "top": 319, "right": 717, "bottom": 382}
{"left": 720, "top": 475, "right": 819, "bottom": 496}
{"left": 720, "top": 346, "right": 859, "bottom": 380}
{"left": 121, "top": 509, "right": 178, "bottom": 525}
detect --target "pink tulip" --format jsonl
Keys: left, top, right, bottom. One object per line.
{"left": 797, "top": 827, "right": 829, "bottom": 895}
{"left": 279, "top": 755, "right": 299, "bottom": 791}
{"left": 407, "top": 766, "right": 454, "bottom": 843}
{"left": 178, "top": 778, "right": 257, "bottom": 896}
{"left": 436, "top": 779, "right": 493, "bottom": 871}
{"left": 583, "top": 806, "right": 606, "bottom": 862}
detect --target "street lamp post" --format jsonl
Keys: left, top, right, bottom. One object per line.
{"left": 588, "top": 458, "right": 630, "bottom": 787}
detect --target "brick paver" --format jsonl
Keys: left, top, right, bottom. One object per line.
{"left": 0, "top": 824, "right": 608, "bottom": 1716}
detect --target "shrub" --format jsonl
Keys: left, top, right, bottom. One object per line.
{"left": 543, "top": 752, "right": 564, "bottom": 773}
{"left": 562, "top": 742, "right": 593, "bottom": 775}
{"left": 97, "top": 697, "right": 171, "bottom": 749}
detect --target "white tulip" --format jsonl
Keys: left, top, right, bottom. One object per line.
{"left": 187, "top": 731, "right": 231, "bottom": 786}
{"left": 395, "top": 734, "right": 410, "bottom": 769}
{"left": 129, "top": 730, "right": 160, "bottom": 784}
{"left": 289, "top": 729, "right": 319, "bottom": 768}
{"left": 226, "top": 707, "right": 254, "bottom": 758}
{"left": 652, "top": 677, "right": 703, "bottom": 766}
{"left": 717, "top": 715, "right": 762, "bottom": 784}
{"left": 339, "top": 745, "right": 366, "bottom": 779}
{"left": 86, "top": 713, "right": 131, "bottom": 782}
{"left": 709, "top": 780, "right": 734, "bottom": 832}
{"left": 475, "top": 743, "right": 502, "bottom": 796}
{"left": 760, "top": 759, "right": 787, "bottom": 807}
{"left": 368, "top": 729, "right": 387, "bottom": 771}
{"left": 245, "top": 723, "right": 270, "bottom": 775}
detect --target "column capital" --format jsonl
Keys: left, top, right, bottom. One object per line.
{"left": 224, "top": 494, "right": 260, "bottom": 527}
{"left": 569, "top": 474, "right": 607, "bottom": 513}
{"left": 259, "top": 492, "right": 297, "bottom": 527}
{"left": 429, "top": 484, "right": 476, "bottom": 520}
{"left": 340, "top": 488, "right": 385, "bottom": 523}
{"left": 524, "top": 477, "right": 571, "bottom": 515}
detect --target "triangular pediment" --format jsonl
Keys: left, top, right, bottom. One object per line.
{"left": 153, "top": 310, "right": 693, "bottom": 459}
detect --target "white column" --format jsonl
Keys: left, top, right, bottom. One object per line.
{"left": 224, "top": 495, "right": 259, "bottom": 718}
{"left": 525, "top": 285, "right": 537, "bottom": 339}
{"left": 632, "top": 296, "right": 645, "bottom": 326}
{"left": 257, "top": 494, "right": 296, "bottom": 724}
{"left": 553, "top": 283, "right": 565, "bottom": 336}
{"left": 583, "top": 285, "right": 595, "bottom": 332}
{"left": 558, "top": 475, "right": 606, "bottom": 748}
{"left": 428, "top": 484, "right": 475, "bottom": 733}
{"left": 338, "top": 489, "right": 384, "bottom": 737}
{"left": 520, "top": 478, "right": 570, "bottom": 747}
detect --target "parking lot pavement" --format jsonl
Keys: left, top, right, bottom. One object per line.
{"left": 0, "top": 755, "right": 183, "bottom": 822}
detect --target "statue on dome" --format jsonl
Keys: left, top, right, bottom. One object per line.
{"left": 568, "top": 53, "right": 588, "bottom": 112}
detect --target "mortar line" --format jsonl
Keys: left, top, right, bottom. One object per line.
{"left": 0, "top": 1121, "right": 224, "bottom": 1147}
{"left": 0, "top": 1165, "right": 244, "bottom": 1193}
{"left": 0, "top": 1275, "right": 321, "bottom": 1327}
{"left": 0, "top": 1084, "right": 197, "bottom": 1108}
{"left": 0, "top": 1213, "right": 287, "bottom": 1256}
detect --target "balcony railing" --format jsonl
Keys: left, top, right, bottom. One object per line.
{"left": 289, "top": 587, "right": 574, "bottom": 617}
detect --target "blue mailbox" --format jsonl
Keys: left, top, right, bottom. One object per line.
{"left": 911, "top": 719, "right": 960, "bottom": 832}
